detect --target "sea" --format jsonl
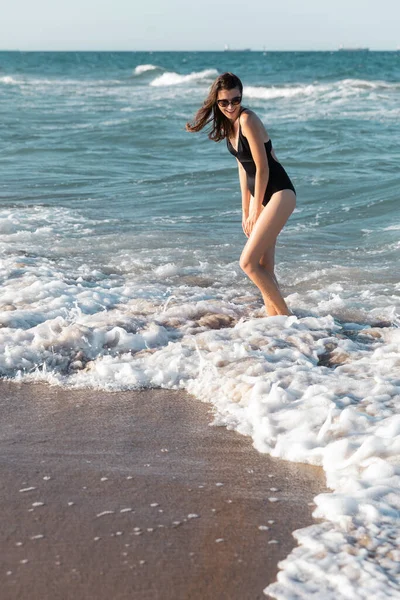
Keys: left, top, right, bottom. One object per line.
{"left": 1, "top": 50, "right": 399, "bottom": 598}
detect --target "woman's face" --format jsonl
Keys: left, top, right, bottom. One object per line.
{"left": 216, "top": 87, "right": 242, "bottom": 121}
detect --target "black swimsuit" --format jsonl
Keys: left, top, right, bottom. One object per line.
{"left": 226, "top": 109, "right": 296, "bottom": 206}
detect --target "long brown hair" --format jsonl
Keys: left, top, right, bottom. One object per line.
{"left": 186, "top": 72, "right": 243, "bottom": 142}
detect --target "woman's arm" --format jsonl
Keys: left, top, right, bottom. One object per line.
{"left": 236, "top": 159, "right": 251, "bottom": 237}
{"left": 240, "top": 112, "right": 269, "bottom": 230}
{"left": 237, "top": 158, "right": 251, "bottom": 216}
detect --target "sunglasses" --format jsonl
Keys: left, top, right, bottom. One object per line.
{"left": 217, "top": 96, "right": 242, "bottom": 108}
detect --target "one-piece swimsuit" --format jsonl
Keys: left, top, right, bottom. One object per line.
{"left": 226, "top": 108, "right": 296, "bottom": 206}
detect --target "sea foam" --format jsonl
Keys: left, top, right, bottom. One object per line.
{"left": 150, "top": 68, "right": 219, "bottom": 87}
{"left": 133, "top": 64, "right": 160, "bottom": 75}
{"left": 245, "top": 78, "right": 400, "bottom": 101}
{"left": 0, "top": 76, "right": 18, "bottom": 85}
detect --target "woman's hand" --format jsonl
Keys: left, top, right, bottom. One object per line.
{"left": 242, "top": 212, "right": 249, "bottom": 237}
{"left": 245, "top": 205, "right": 262, "bottom": 236}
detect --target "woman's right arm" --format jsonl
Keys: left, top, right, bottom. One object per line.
{"left": 237, "top": 159, "right": 251, "bottom": 237}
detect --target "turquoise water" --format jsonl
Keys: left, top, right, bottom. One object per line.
{"left": 1, "top": 51, "right": 400, "bottom": 599}
{"left": 0, "top": 50, "right": 399, "bottom": 371}
{"left": 1, "top": 51, "right": 399, "bottom": 280}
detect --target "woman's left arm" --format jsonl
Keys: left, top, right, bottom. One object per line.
{"left": 240, "top": 112, "right": 269, "bottom": 233}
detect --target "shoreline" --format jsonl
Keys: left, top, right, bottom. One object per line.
{"left": 0, "top": 381, "right": 326, "bottom": 600}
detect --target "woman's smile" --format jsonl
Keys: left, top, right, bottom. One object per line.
{"left": 225, "top": 106, "right": 239, "bottom": 115}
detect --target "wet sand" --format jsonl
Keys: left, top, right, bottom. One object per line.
{"left": 0, "top": 381, "right": 326, "bottom": 600}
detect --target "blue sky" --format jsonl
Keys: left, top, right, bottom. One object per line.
{"left": 1, "top": 0, "right": 399, "bottom": 51}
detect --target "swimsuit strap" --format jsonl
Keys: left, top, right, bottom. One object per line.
{"left": 235, "top": 108, "right": 247, "bottom": 148}
{"left": 239, "top": 109, "right": 272, "bottom": 150}
{"left": 238, "top": 107, "right": 247, "bottom": 126}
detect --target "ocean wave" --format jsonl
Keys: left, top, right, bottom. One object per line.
{"left": 342, "top": 77, "right": 400, "bottom": 90}
{"left": 1, "top": 76, "right": 124, "bottom": 91}
{"left": 0, "top": 75, "right": 18, "bottom": 85}
{"left": 150, "top": 68, "right": 219, "bottom": 87}
{"left": 245, "top": 84, "right": 314, "bottom": 100}
{"left": 132, "top": 64, "right": 162, "bottom": 76}
{"left": 244, "top": 78, "right": 400, "bottom": 102}
{"left": 383, "top": 224, "right": 400, "bottom": 231}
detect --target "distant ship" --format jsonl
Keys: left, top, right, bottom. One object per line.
{"left": 224, "top": 44, "right": 251, "bottom": 52}
{"left": 338, "top": 45, "right": 370, "bottom": 52}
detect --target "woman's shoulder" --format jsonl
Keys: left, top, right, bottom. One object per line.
{"left": 239, "top": 107, "right": 255, "bottom": 122}
{"left": 239, "top": 109, "right": 267, "bottom": 134}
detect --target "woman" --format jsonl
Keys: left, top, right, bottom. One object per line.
{"left": 186, "top": 72, "right": 296, "bottom": 317}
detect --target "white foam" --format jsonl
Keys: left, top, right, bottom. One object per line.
{"left": 383, "top": 224, "right": 400, "bottom": 231}
{"left": 133, "top": 64, "right": 160, "bottom": 75}
{"left": 245, "top": 84, "right": 317, "bottom": 100}
{"left": 0, "top": 76, "right": 18, "bottom": 85}
{"left": 242, "top": 78, "right": 400, "bottom": 122}
{"left": 245, "top": 78, "right": 400, "bottom": 102}
{"left": 150, "top": 68, "right": 218, "bottom": 87}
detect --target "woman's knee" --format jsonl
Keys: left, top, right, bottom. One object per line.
{"left": 240, "top": 244, "right": 275, "bottom": 274}
{"left": 240, "top": 253, "right": 259, "bottom": 274}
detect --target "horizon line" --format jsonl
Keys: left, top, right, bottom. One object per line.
{"left": 0, "top": 48, "right": 399, "bottom": 53}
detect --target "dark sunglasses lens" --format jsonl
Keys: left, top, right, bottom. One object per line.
{"left": 218, "top": 96, "right": 242, "bottom": 107}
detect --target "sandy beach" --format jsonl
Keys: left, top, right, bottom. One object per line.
{"left": 0, "top": 381, "right": 325, "bottom": 600}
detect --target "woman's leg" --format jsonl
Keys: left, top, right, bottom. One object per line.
{"left": 240, "top": 190, "right": 296, "bottom": 316}
{"left": 259, "top": 245, "right": 279, "bottom": 316}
